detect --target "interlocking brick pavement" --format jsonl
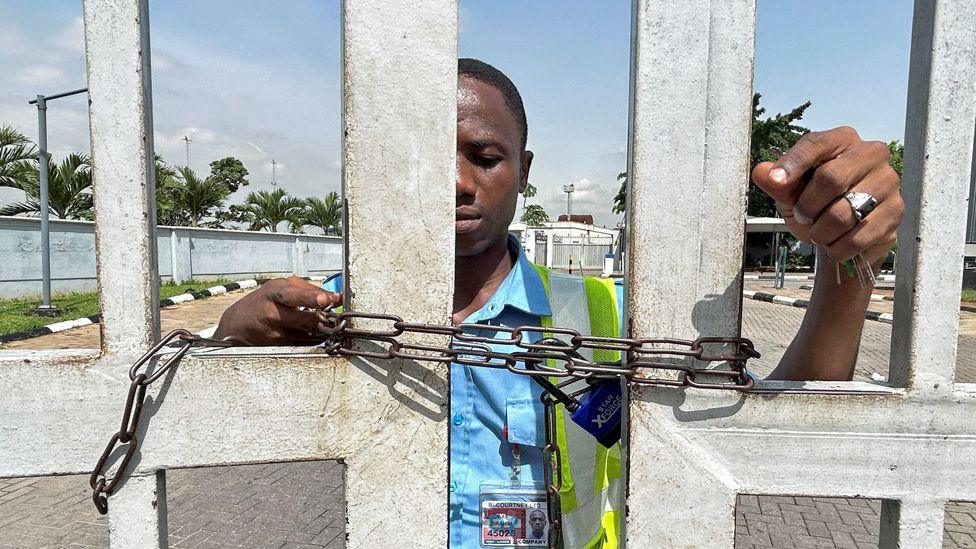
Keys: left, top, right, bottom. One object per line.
{"left": 3, "top": 470, "right": 975, "bottom": 547}
{"left": 0, "top": 461, "right": 345, "bottom": 549}
{"left": 735, "top": 496, "right": 976, "bottom": 549}
{"left": 743, "top": 281, "right": 976, "bottom": 383}
{"left": 3, "top": 282, "right": 976, "bottom": 547}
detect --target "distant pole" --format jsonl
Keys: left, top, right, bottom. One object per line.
{"left": 28, "top": 87, "right": 87, "bottom": 316}
{"left": 271, "top": 159, "right": 278, "bottom": 186}
{"left": 35, "top": 95, "right": 54, "bottom": 312}
{"left": 562, "top": 183, "right": 575, "bottom": 219}
{"left": 182, "top": 135, "right": 191, "bottom": 167}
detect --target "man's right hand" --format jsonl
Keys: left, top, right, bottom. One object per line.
{"left": 213, "top": 276, "right": 342, "bottom": 346}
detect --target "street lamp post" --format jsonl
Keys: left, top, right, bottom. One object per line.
{"left": 28, "top": 87, "right": 88, "bottom": 316}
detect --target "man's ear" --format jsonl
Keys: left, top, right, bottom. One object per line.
{"left": 519, "top": 150, "right": 534, "bottom": 193}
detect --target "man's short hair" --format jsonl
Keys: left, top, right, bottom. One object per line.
{"left": 458, "top": 58, "right": 528, "bottom": 151}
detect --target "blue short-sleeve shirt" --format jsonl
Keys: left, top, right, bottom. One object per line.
{"left": 322, "top": 235, "right": 623, "bottom": 547}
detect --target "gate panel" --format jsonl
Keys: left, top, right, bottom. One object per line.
{"left": 3, "top": 0, "right": 974, "bottom": 547}
{"left": 889, "top": 0, "right": 976, "bottom": 394}
{"left": 0, "top": 0, "right": 457, "bottom": 547}
{"left": 625, "top": 0, "right": 976, "bottom": 547}
{"left": 625, "top": 0, "right": 755, "bottom": 543}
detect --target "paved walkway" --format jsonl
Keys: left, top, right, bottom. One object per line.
{"left": 1, "top": 288, "right": 254, "bottom": 351}
{"left": 3, "top": 283, "right": 975, "bottom": 548}
{"left": 742, "top": 280, "right": 976, "bottom": 383}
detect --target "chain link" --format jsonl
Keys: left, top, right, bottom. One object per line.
{"left": 90, "top": 310, "right": 759, "bottom": 540}
{"left": 315, "top": 310, "right": 759, "bottom": 390}
{"left": 89, "top": 330, "right": 234, "bottom": 515}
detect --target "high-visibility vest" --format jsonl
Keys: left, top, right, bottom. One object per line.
{"left": 531, "top": 264, "right": 623, "bottom": 549}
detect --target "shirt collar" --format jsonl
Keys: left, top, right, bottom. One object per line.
{"left": 464, "top": 234, "right": 552, "bottom": 323}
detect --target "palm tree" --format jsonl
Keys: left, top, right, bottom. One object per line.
{"left": 168, "top": 166, "right": 230, "bottom": 227}
{"left": 154, "top": 155, "right": 184, "bottom": 226}
{"left": 0, "top": 126, "right": 37, "bottom": 191}
{"left": 288, "top": 215, "right": 307, "bottom": 234}
{"left": 302, "top": 192, "right": 342, "bottom": 235}
{"left": 241, "top": 188, "right": 305, "bottom": 232}
{"left": 612, "top": 172, "right": 627, "bottom": 215}
{"left": 0, "top": 153, "right": 94, "bottom": 219}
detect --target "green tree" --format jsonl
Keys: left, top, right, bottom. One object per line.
{"left": 288, "top": 216, "right": 306, "bottom": 234}
{"left": 154, "top": 155, "right": 184, "bottom": 226}
{"left": 612, "top": 172, "right": 627, "bottom": 215}
{"left": 521, "top": 181, "right": 537, "bottom": 217}
{"left": 178, "top": 166, "right": 230, "bottom": 227}
{"left": 302, "top": 192, "right": 342, "bottom": 235}
{"left": 521, "top": 203, "right": 550, "bottom": 226}
{"left": 156, "top": 166, "right": 230, "bottom": 227}
{"left": 887, "top": 140, "right": 904, "bottom": 178}
{"left": 0, "top": 153, "right": 94, "bottom": 219}
{"left": 208, "top": 156, "right": 250, "bottom": 194}
{"left": 0, "top": 126, "right": 37, "bottom": 190}
{"left": 240, "top": 188, "right": 305, "bottom": 232}
{"left": 748, "top": 93, "right": 812, "bottom": 217}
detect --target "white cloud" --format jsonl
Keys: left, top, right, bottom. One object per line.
{"left": 2, "top": 9, "right": 342, "bottom": 204}
{"left": 534, "top": 175, "right": 623, "bottom": 228}
{"left": 14, "top": 65, "right": 66, "bottom": 86}
{"left": 49, "top": 17, "right": 84, "bottom": 54}
{"left": 0, "top": 23, "right": 29, "bottom": 56}
{"left": 151, "top": 49, "right": 182, "bottom": 72}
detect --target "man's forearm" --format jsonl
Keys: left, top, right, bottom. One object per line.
{"left": 767, "top": 253, "right": 878, "bottom": 381}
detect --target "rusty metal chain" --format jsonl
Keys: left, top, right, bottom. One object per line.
{"left": 89, "top": 330, "right": 234, "bottom": 515}
{"left": 90, "top": 311, "right": 758, "bottom": 534}
{"left": 541, "top": 392, "right": 563, "bottom": 548}
{"left": 314, "top": 310, "right": 759, "bottom": 391}
{"left": 317, "top": 310, "right": 757, "bottom": 549}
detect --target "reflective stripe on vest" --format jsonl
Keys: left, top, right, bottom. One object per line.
{"left": 531, "top": 264, "right": 623, "bottom": 549}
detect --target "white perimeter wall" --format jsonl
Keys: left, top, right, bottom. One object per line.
{"left": 0, "top": 216, "right": 342, "bottom": 298}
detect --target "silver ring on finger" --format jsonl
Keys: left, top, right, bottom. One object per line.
{"left": 844, "top": 191, "right": 877, "bottom": 223}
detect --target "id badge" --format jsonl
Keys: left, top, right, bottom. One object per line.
{"left": 480, "top": 482, "right": 548, "bottom": 547}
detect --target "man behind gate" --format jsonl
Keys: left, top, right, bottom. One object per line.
{"left": 215, "top": 58, "right": 904, "bottom": 547}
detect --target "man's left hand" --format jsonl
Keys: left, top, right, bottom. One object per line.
{"left": 751, "top": 126, "right": 904, "bottom": 266}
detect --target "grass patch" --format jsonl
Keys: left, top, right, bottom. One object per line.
{"left": 0, "top": 278, "right": 238, "bottom": 336}
{"left": 964, "top": 289, "right": 976, "bottom": 303}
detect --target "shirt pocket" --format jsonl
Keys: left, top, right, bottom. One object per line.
{"left": 505, "top": 398, "right": 545, "bottom": 448}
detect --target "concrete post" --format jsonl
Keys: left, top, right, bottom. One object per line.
{"left": 107, "top": 471, "right": 167, "bottom": 549}
{"left": 889, "top": 0, "right": 976, "bottom": 394}
{"left": 83, "top": 0, "right": 160, "bottom": 355}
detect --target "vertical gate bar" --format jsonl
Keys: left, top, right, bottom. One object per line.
{"left": 83, "top": 0, "right": 160, "bottom": 356}
{"left": 878, "top": 497, "right": 947, "bottom": 549}
{"left": 625, "top": 0, "right": 756, "bottom": 546}
{"left": 341, "top": 0, "right": 456, "bottom": 546}
{"left": 889, "top": 0, "right": 976, "bottom": 393}
{"left": 107, "top": 471, "right": 168, "bottom": 549}
{"left": 342, "top": 0, "right": 456, "bottom": 330}
{"left": 626, "top": 0, "right": 754, "bottom": 340}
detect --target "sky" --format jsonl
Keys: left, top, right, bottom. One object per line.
{"left": 0, "top": 0, "right": 914, "bottom": 227}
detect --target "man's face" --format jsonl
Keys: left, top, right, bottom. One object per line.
{"left": 455, "top": 76, "right": 533, "bottom": 257}
{"left": 529, "top": 510, "right": 546, "bottom": 536}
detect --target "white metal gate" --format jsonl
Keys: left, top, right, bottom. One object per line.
{"left": 552, "top": 240, "right": 613, "bottom": 271}
{"left": 1, "top": 1, "right": 974, "bottom": 548}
